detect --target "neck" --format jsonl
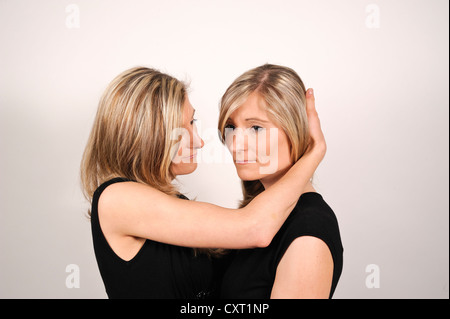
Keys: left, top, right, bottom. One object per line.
{"left": 259, "top": 166, "right": 291, "bottom": 190}
{"left": 260, "top": 167, "right": 316, "bottom": 194}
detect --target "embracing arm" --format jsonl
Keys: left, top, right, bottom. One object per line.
{"left": 99, "top": 89, "right": 326, "bottom": 249}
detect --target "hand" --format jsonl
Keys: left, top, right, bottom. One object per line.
{"left": 304, "top": 88, "right": 327, "bottom": 159}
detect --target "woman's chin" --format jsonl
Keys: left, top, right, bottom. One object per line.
{"left": 171, "top": 162, "right": 198, "bottom": 176}
{"left": 235, "top": 166, "right": 261, "bottom": 181}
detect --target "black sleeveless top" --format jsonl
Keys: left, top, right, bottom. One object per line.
{"left": 91, "top": 178, "right": 215, "bottom": 299}
{"left": 220, "top": 192, "right": 343, "bottom": 299}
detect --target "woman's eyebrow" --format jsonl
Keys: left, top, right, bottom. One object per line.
{"left": 245, "top": 117, "right": 269, "bottom": 123}
{"left": 191, "top": 109, "right": 196, "bottom": 119}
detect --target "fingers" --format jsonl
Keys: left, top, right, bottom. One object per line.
{"left": 305, "top": 88, "right": 327, "bottom": 155}
{"left": 306, "top": 88, "right": 315, "bottom": 101}
{"left": 305, "top": 88, "right": 317, "bottom": 117}
{"left": 305, "top": 88, "right": 320, "bottom": 129}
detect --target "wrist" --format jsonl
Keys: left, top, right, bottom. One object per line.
{"left": 308, "top": 141, "right": 327, "bottom": 160}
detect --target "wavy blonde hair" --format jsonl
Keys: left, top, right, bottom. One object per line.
{"left": 218, "top": 64, "right": 312, "bottom": 208}
{"left": 80, "top": 67, "right": 186, "bottom": 205}
{"left": 81, "top": 66, "right": 223, "bottom": 257}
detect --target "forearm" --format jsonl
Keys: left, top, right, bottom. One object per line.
{"left": 244, "top": 148, "right": 325, "bottom": 245}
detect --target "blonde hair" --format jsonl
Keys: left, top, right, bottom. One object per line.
{"left": 81, "top": 66, "right": 223, "bottom": 257}
{"left": 218, "top": 64, "right": 311, "bottom": 207}
{"left": 81, "top": 66, "right": 186, "bottom": 205}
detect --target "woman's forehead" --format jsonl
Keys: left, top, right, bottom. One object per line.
{"left": 229, "top": 92, "right": 269, "bottom": 120}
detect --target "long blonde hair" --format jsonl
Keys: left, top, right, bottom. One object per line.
{"left": 81, "top": 66, "right": 224, "bottom": 257}
{"left": 218, "top": 64, "right": 312, "bottom": 208}
{"left": 81, "top": 67, "right": 186, "bottom": 205}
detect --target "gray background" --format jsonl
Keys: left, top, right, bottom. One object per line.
{"left": 0, "top": 0, "right": 448, "bottom": 298}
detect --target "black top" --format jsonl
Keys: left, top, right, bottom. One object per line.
{"left": 90, "top": 177, "right": 215, "bottom": 299}
{"left": 220, "top": 192, "right": 343, "bottom": 299}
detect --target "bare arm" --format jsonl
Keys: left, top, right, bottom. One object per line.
{"left": 270, "top": 236, "right": 334, "bottom": 299}
{"left": 99, "top": 89, "right": 326, "bottom": 249}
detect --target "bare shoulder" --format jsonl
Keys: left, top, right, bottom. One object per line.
{"left": 98, "top": 180, "right": 133, "bottom": 203}
{"left": 99, "top": 181, "right": 163, "bottom": 211}
{"left": 97, "top": 181, "right": 169, "bottom": 233}
{"left": 96, "top": 181, "right": 153, "bottom": 260}
{"left": 281, "top": 236, "right": 334, "bottom": 289}
{"left": 271, "top": 236, "right": 333, "bottom": 298}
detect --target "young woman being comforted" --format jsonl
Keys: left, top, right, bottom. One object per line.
{"left": 218, "top": 64, "right": 343, "bottom": 299}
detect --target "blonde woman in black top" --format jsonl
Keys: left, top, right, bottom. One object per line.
{"left": 218, "top": 64, "right": 343, "bottom": 299}
{"left": 80, "top": 66, "right": 326, "bottom": 298}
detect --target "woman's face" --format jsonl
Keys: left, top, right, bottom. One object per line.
{"left": 224, "top": 91, "right": 293, "bottom": 188}
{"left": 170, "top": 97, "right": 204, "bottom": 176}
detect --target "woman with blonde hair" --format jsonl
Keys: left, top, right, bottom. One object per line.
{"left": 80, "top": 66, "right": 326, "bottom": 298}
{"left": 218, "top": 64, "right": 343, "bottom": 299}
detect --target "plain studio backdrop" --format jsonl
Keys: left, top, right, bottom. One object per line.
{"left": 0, "top": 0, "right": 448, "bottom": 299}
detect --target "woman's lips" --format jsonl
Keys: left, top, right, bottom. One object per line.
{"left": 234, "top": 153, "right": 257, "bottom": 164}
{"left": 235, "top": 159, "right": 256, "bottom": 164}
{"left": 184, "top": 152, "right": 197, "bottom": 159}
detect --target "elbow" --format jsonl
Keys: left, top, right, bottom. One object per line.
{"left": 247, "top": 218, "right": 274, "bottom": 248}
{"left": 240, "top": 207, "right": 275, "bottom": 248}
{"left": 255, "top": 232, "right": 273, "bottom": 248}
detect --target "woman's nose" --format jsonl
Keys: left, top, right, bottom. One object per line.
{"left": 192, "top": 128, "right": 204, "bottom": 149}
{"left": 233, "top": 128, "right": 248, "bottom": 152}
{"left": 198, "top": 138, "right": 205, "bottom": 149}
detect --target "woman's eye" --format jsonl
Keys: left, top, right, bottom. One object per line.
{"left": 224, "top": 124, "right": 235, "bottom": 130}
{"left": 190, "top": 118, "right": 197, "bottom": 125}
{"left": 251, "top": 125, "right": 264, "bottom": 132}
